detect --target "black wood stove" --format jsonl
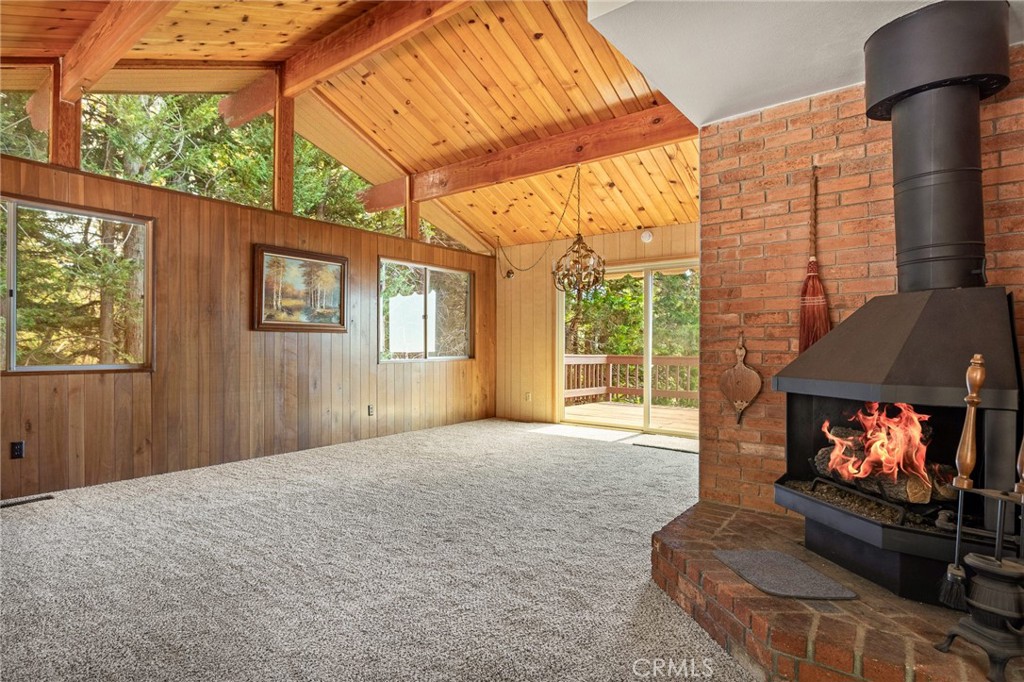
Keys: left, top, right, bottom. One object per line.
{"left": 772, "top": 1, "right": 1021, "bottom": 606}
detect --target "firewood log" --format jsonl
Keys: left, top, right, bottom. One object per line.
{"left": 812, "top": 446, "right": 933, "bottom": 504}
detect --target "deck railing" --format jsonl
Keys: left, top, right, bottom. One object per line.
{"left": 564, "top": 354, "right": 698, "bottom": 405}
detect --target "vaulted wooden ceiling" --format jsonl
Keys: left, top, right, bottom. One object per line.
{"left": 0, "top": 0, "right": 699, "bottom": 251}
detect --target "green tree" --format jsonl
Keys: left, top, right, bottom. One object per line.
{"left": 564, "top": 269, "right": 699, "bottom": 407}
{"left": 565, "top": 270, "right": 699, "bottom": 356}
{"left": 6, "top": 205, "right": 144, "bottom": 367}
{"left": 293, "top": 135, "right": 405, "bottom": 234}
{"left": 0, "top": 91, "right": 47, "bottom": 162}
{"left": 565, "top": 275, "right": 645, "bottom": 356}
{"left": 81, "top": 94, "right": 274, "bottom": 208}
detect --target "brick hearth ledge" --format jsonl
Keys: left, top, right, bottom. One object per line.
{"left": 652, "top": 502, "right": 1019, "bottom": 681}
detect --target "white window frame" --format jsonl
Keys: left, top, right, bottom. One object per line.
{"left": 378, "top": 258, "right": 474, "bottom": 363}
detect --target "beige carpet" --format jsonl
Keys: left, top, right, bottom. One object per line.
{"left": 1, "top": 419, "right": 754, "bottom": 682}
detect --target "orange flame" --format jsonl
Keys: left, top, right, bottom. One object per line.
{"left": 822, "top": 402, "right": 931, "bottom": 485}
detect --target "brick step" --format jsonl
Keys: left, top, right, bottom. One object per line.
{"left": 653, "top": 501, "right": 1024, "bottom": 682}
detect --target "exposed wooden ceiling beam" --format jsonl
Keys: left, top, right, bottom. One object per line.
{"left": 219, "top": 71, "right": 278, "bottom": 128}
{"left": 359, "top": 104, "right": 698, "bottom": 210}
{"left": 360, "top": 176, "right": 409, "bottom": 213}
{"left": 59, "top": 0, "right": 177, "bottom": 102}
{"left": 282, "top": 0, "right": 470, "bottom": 97}
{"left": 218, "top": 1, "right": 470, "bottom": 128}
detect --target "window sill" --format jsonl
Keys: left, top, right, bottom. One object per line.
{"left": 378, "top": 357, "right": 474, "bottom": 365}
{"left": 2, "top": 365, "right": 154, "bottom": 377}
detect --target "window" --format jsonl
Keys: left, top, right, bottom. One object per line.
{"left": 81, "top": 93, "right": 273, "bottom": 209}
{"left": 293, "top": 133, "right": 405, "bottom": 235}
{"left": 419, "top": 218, "right": 470, "bottom": 252}
{"left": 1, "top": 198, "right": 151, "bottom": 371}
{"left": 1, "top": 67, "right": 50, "bottom": 162}
{"left": 379, "top": 260, "right": 472, "bottom": 361}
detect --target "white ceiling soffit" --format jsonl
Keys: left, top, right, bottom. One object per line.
{"left": 590, "top": 1, "right": 1024, "bottom": 127}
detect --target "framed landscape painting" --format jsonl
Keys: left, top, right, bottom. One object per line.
{"left": 252, "top": 244, "right": 348, "bottom": 333}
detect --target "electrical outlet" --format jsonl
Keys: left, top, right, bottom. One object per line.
{"left": 367, "top": 404, "right": 375, "bottom": 416}
{"left": 524, "top": 392, "right": 532, "bottom": 403}
{"left": 10, "top": 441, "right": 24, "bottom": 459}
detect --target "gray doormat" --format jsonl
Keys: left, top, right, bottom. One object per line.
{"left": 713, "top": 550, "right": 857, "bottom": 600}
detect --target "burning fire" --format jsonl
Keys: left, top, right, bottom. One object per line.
{"left": 822, "top": 402, "right": 931, "bottom": 484}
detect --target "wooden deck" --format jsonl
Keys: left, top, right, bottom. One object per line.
{"left": 563, "top": 401, "right": 698, "bottom": 436}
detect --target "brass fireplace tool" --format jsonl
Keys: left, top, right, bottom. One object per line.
{"left": 935, "top": 354, "right": 1024, "bottom": 682}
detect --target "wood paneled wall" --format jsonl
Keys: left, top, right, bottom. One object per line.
{"left": 495, "top": 223, "right": 699, "bottom": 423}
{"left": 0, "top": 156, "right": 496, "bottom": 499}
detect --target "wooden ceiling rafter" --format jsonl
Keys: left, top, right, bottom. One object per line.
{"left": 513, "top": 0, "right": 691, "bottom": 229}
{"left": 59, "top": 0, "right": 177, "bottom": 102}
{"left": 512, "top": 2, "right": 682, "bottom": 227}
{"left": 342, "top": 43, "right": 540, "bottom": 249}
{"left": 282, "top": 0, "right": 471, "bottom": 98}
{"left": 218, "top": 0, "right": 471, "bottom": 128}
{"left": 218, "top": 70, "right": 278, "bottom": 127}
{"left": 359, "top": 103, "right": 697, "bottom": 209}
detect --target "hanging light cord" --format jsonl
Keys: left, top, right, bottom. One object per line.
{"left": 496, "top": 165, "right": 581, "bottom": 273}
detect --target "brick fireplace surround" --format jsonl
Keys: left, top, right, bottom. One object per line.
{"left": 653, "top": 44, "right": 1024, "bottom": 681}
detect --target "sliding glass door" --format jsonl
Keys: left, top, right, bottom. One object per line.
{"left": 561, "top": 262, "right": 698, "bottom": 436}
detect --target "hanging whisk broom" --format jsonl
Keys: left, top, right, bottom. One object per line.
{"left": 799, "top": 166, "right": 830, "bottom": 354}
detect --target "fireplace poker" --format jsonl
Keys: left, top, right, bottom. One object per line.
{"left": 1015, "top": 437, "right": 1024, "bottom": 560}
{"left": 940, "top": 354, "right": 984, "bottom": 611}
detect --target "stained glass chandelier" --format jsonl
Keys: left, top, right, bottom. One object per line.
{"left": 553, "top": 166, "right": 605, "bottom": 294}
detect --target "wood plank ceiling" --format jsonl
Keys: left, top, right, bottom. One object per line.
{"left": 0, "top": 0, "right": 700, "bottom": 249}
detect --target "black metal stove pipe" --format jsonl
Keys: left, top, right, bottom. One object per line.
{"left": 891, "top": 85, "right": 985, "bottom": 292}
{"left": 864, "top": 1, "right": 1010, "bottom": 293}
